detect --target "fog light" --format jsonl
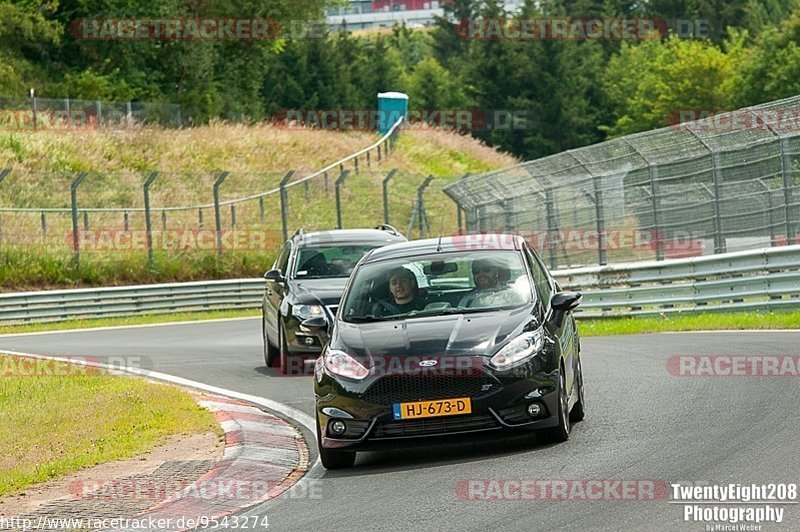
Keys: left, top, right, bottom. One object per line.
{"left": 304, "top": 337, "right": 315, "bottom": 345}
{"left": 329, "top": 420, "right": 346, "bottom": 435}
{"left": 527, "top": 403, "right": 542, "bottom": 417}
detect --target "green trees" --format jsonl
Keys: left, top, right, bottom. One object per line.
{"left": 3, "top": 0, "right": 800, "bottom": 160}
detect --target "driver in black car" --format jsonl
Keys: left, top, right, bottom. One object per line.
{"left": 373, "top": 267, "right": 427, "bottom": 316}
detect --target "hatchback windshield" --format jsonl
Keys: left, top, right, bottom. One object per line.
{"left": 340, "top": 251, "right": 533, "bottom": 322}
{"left": 293, "top": 245, "right": 383, "bottom": 279}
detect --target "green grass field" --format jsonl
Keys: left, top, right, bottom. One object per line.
{"left": 0, "top": 354, "right": 222, "bottom": 496}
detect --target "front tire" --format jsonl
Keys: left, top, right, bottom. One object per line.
{"left": 537, "top": 364, "right": 571, "bottom": 444}
{"left": 263, "top": 314, "right": 279, "bottom": 367}
{"left": 316, "top": 418, "right": 356, "bottom": 469}
{"left": 570, "top": 356, "right": 586, "bottom": 423}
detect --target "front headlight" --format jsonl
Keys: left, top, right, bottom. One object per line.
{"left": 489, "top": 328, "right": 545, "bottom": 370}
{"left": 293, "top": 304, "right": 324, "bottom": 320}
{"left": 324, "top": 348, "right": 369, "bottom": 380}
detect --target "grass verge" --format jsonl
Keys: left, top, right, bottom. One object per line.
{"left": 577, "top": 310, "right": 800, "bottom": 336}
{"left": 0, "top": 355, "right": 222, "bottom": 497}
{"left": 0, "top": 309, "right": 260, "bottom": 336}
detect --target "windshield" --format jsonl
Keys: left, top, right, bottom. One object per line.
{"left": 293, "top": 245, "right": 382, "bottom": 279}
{"left": 340, "top": 251, "right": 533, "bottom": 322}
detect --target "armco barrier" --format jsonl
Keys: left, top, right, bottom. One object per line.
{"left": 0, "top": 246, "right": 799, "bottom": 324}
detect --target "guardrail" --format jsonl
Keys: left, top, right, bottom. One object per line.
{"left": 1, "top": 245, "right": 798, "bottom": 324}
{"left": 555, "top": 244, "right": 800, "bottom": 318}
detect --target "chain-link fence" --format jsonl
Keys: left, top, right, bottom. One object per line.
{"left": 0, "top": 95, "right": 183, "bottom": 129}
{"left": 443, "top": 95, "right": 800, "bottom": 269}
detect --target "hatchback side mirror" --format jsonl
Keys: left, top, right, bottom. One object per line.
{"left": 264, "top": 269, "right": 286, "bottom": 283}
{"left": 548, "top": 292, "right": 582, "bottom": 328}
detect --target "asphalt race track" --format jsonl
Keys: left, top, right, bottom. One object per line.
{"left": 2, "top": 319, "right": 799, "bottom": 531}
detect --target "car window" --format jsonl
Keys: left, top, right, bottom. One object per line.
{"left": 275, "top": 242, "right": 291, "bottom": 273}
{"left": 293, "top": 245, "right": 383, "bottom": 279}
{"left": 340, "top": 251, "right": 533, "bottom": 322}
{"left": 525, "top": 245, "right": 552, "bottom": 307}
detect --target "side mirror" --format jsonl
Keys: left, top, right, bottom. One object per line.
{"left": 264, "top": 269, "right": 286, "bottom": 283}
{"left": 548, "top": 292, "right": 582, "bottom": 328}
{"left": 300, "top": 316, "right": 328, "bottom": 332}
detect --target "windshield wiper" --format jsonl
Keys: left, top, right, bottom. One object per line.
{"left": 344, "top": 314, "right": 395, "bottom": 323}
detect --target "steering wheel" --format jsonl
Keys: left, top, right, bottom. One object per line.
{"left": 372, "top": 299, "right": 401, "bottom": 316}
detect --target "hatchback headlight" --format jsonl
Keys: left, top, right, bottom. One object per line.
{"left": 324, "top": 348, "right": 369, "bottom": 380}
{"left": 293, "top": 304, "right": 324, "bottom": 320}
{"left": 490, "top": 328, "right": 545, "bottom": 370}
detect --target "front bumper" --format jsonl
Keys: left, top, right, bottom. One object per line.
{"left": 315, "top": 364, "right": 561, "bottom": 451}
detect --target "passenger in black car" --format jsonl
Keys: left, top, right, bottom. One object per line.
{"left": 459, "top": 257, "right": 520, "bottom": 308}
{"left": 372, "top": 267, "right": 427, "bottom": 316}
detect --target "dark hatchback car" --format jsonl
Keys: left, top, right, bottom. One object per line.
{"left": 262, "top": 226, "right": 406, "bottom": 374}
{"left": 312, "top": 234, "right": 585, "bottom": 469}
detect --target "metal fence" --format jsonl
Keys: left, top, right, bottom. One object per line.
{"left": 443, "top": 95, "right": 800, "bottom": 270}
{"left": 2, "top": 245, "right": 797, "bottom": 324}
{"left": 0, "top": 118, "right": 442, "bottom": 271}
{"left": 0, "top": 95, "right": 183, "bottom": 129}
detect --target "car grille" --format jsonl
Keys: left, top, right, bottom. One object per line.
{"left": 370, "top": 413, "right": 500, "bottom": 439}
{"left": 361, "top": 374, "right": 498, "bottom": 405}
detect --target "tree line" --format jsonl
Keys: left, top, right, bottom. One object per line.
{"left": 2, "top": 0, "right": 800, "bottom": 160}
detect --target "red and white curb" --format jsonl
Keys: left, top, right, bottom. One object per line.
{"left": 1, "top": 350, "right": 322, "bottom": 530}
{"left": 134, "top": 395, "right": 310, "bottom": 525}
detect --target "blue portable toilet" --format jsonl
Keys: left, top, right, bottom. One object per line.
{"left": 377, "top": 92, "right": 409, "bottom": 134}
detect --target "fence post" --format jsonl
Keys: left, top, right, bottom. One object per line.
{"left": 123, "top": 211, "right": 129, "bottom": 232}
{"left": 161, "top": 210, "right": 166, "bottom": 231}
{"left": 279, "top": 170, "right": 295, "bottom": 242}
{"left": 259, "top": 197, "right": 265, "bottom": 223}
{"left": 366, "top": 151, "right": 371, "bottom": 169}
{"left": 377, "top": 144, "right": 382, "bottom": 162}
{"left": 83, "top": 211, "right": 89, "bottom": 230}
{"left": 304, "top": 180, "right": 310, "bottom": 203}
{"left": 31, "top": 94, "right": 38, "bottom": 131}
{"left": 710, "top": 152, "right": 726, "bottom": 254}
{"left": 457, "top": 206, "right": 463, "bottom": 234}
{"left": 545, "top": 187, "right": 558, "bottom": 270}
{"left": 0, "top": 169, "right": 9, "bottom": 243}
{"left": 143, "top": 171, "right": 158, "bottom": 270}
{"left": 324, "top": 171, "right": 329, "bottom": 194}
{"left": 592, "top": 176, "right": 606, "bottom": 265}
{"left": 335, "top": 170, "right": 350, "bottom": 229}
{"left": 71, "top": 172, "right": 88, "bottom": 266}
{"left": 41, "top": 211, "right": 46, "bottom": 240}
{"left": 648, "top": 165, "right": 664, "bottom": 261}
{"left": 213, "top": 171, "right": 229, "bottom": 259}
{"left": 416, "top": 175, "right": 434, "bottom": 238}
{"left": 198, "top": 208, "right": 204, "bottom": 229}
{"left": 65, "top": 99, "right": 71, "bottom": 128}
{"left": 757, "top": 179, "right": 776, "bottom": 247}
{"left": 780, "top": 138, "right": 796, "bottom": 244}
{"left": 230, "top": 204, "right": 236, "bottom": 228}
{"left": 95, "top": 100, "right": 103, "bottom": 127}
{"left": 382, "top": 169, "right": 398, "bottom": 224}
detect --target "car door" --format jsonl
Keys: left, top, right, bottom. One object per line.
{"left": 264, "top": 241, "right": 292, "bottom": 341}
{"left": 524, "top": 245, "right": 577, "bottom": 390}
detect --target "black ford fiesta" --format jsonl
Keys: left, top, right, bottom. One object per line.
{"left": 311, "top": 234, "right": 585, "bottom": 469}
